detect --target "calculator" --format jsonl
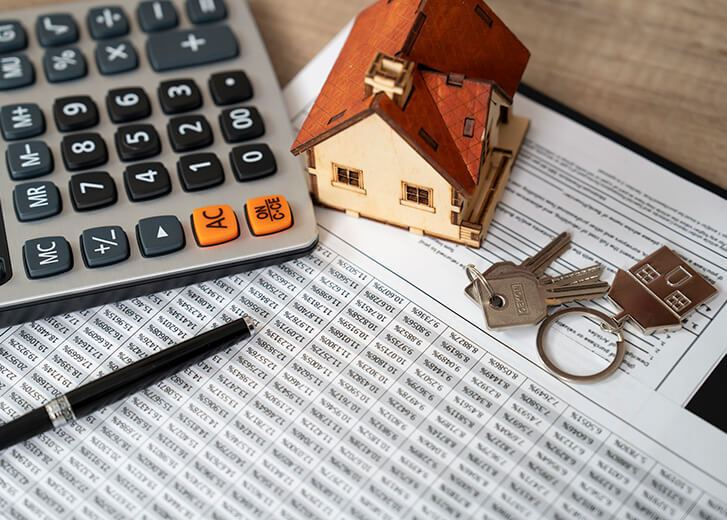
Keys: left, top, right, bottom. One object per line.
{"left": 0, "top": 0, "right": 318, "bottom": 327}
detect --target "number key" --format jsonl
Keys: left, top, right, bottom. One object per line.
{"left": 106, "top": 87, "right": 151, "bottom": 123}
{"left": 229, "top": 143, "right": 276, "bottom": 182}
{"left": 158, "top": 79, "right": 202, "bottom": 114}
{"left": 53, "top": 96, "right": 98, "bottom": 132}
{"left": 69, "top": 171, "right": 117, "bottom": 211}
{"left": 61, "top": 133, "right": 107, "bottom": 171}
{"left": 177, "top": 153, "right": 224, "bottom": 191}
{"left": 115, "top": 124, "right": 161, "bottom": 161}
{"left": 167, "top": 114, "right": 212, "bottom": 152}
{"left": 219, "top": 106, "right": 264, "bottom": 143}
{"left": 124, "top": 162, "right": 171, "bottom": 202}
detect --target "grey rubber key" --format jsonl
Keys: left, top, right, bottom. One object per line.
{"left": 43, "top": 47, "right": 87, "bottom": 82}
{"left": 146, "top": 25, "right": 238, "bottom": 72}
{"left": 96, "top": 39, "right": 138, "bottom": 75}
{"left": 6, "top": 141, "right": 53, "bottom": 180}
{"left": 13, "top": 181, "right": 62, "bottom": 222}
{"left": 1, "top": 104, "right": 45, "bottom": 141}
{"left": 186, "top": 0, "right": 227, "bottom": 24}
{"left": 137, "top": 1, "right": 178, "bottom": 32}
{"left": 23, "top": 236, "right": 73, "bottom": 279}
{"left": 0, "top": 21, "right": 27, "bottom": 54}
{"left": 36, "top": 14, "right": 78, "bottom": 47}
{"left": 136, "top": 216, "right": 185, "bottom": 257}
{"left": 87, "top": 6, "right": 129, "bottom": 40}
{"left": 81, "top": 226, "right": 129, "bottom": 268}
{"left": 0, "top": 54, "right": 34, "bottom": 90}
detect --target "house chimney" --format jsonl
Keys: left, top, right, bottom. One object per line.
{"left": 364, "top": 52, "right": 415, "bottom": 109}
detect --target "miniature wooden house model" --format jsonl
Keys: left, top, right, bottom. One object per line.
{"left": 291, "top": 0, "right": 530, "bottom": 247}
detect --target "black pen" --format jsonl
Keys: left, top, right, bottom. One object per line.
{"left": 0, "top": 315, "right": 254, "bottom": 451}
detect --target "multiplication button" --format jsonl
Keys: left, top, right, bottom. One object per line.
{"left": 81, "top": 226, "right": 129, "bottom": 268}
{"left": 23, "top": 237, "right": 73, "bottom": 279}
{"left": 6, "top": 141, "right": 53, "bottom": 180}
{"left": 96, "top": 39, "right": 138, "bottom": 75}
{"left": 13, "top": 181, "right": 61, "bottom": 222}
{"left": 136, "top": 216, "right": 185, "bottom": 257}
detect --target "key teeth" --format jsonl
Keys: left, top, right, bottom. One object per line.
{"left": 522, "top": 232, "right": 571, "bottom": 276}
{"left": 543, "top": 265, "right": 605, "bottom": 287}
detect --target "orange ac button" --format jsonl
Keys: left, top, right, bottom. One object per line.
{"left": 191, "top": 205, "right": 240, "bottom": 247}
{"left": 246, "top": 195, "right": 293, "bottom": 236}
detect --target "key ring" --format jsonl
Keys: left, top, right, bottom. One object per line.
{"left": 536, "top": 307, "right": 626, "bottom": 382}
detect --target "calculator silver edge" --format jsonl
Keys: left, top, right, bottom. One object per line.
{"left": 0, "top": 0, "right": 318, "bottom": 326}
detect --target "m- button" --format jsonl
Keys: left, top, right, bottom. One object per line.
{"left": 191, "top": 204, "right": 239, "bottom": 247}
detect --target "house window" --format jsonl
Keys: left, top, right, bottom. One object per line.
{"left": 635, "top": 264, "right": 660, "bottom": 284}
{"left": 403, "top": 182, "right": 433, "bottom": 207}
{"left": 332, "top": 163, "right": 365, "bottom": 193}
{"left": 665, "top": 290, "right": 691, "bottom": 313}
{"left": 306, "top": 149, "right": 316, "bottom": 169}
{"left": 451, "top": 188, "right": 463, "bottom": 207}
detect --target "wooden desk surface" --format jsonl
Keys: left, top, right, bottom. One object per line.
{"left": 11, "top": 0, "right": 727, "bottom": 190}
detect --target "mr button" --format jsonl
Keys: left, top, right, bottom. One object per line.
{"left": 245, "top": 195, "right": 293, "bottom": 236}
{"left": 191, "top": 204, "right": 239, "bottom": 247}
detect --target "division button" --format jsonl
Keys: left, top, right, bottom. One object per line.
{"left": 146, "top": 26, "right": 238, "bottom": 72}
{"left": 158, "top": 79, "right": 202, "bottom": 114}
{"left": 61, "top": 132, "right": 108, "bottom": 170}
{"left": 36, "top": 14, "right": 78, "bottom": 47}
{"left": 136, "top": 216, "right": 185, "bottom": 257}
{"left": 43, "top": 46, "right": 87, "bottom": 83}
{"left": 229, "top": 143, "right": 277, "bottom": 181}
{"left": 81, "top": 226, "right": 129, "bottom": 268}
{"left": 115, "top": 124, "right": 161, "bottom": 161}
{"left": 6, "top": 141, "right": 54, "bottom": 180}
{"left": 177, "top": 153, "right": 224, "bottom": 191}
{"left": 96, "top": 39, "right": 138, "bottom": 75}
{"left": 209, "top": 70, "right": 252, "bottom": 106}
{"left": 0, "top": 103, "right": 44, "bottom": 141}
{"left": 137, "top": 1, "right": 178, "bottom": 32}
{"left": 106, "top": 87, "right": 151, "bottom": 123}
{"left": 167, "top": 114, "right": 213, "bottom": 152}
{"left": 0, "top": 54, "right": 34, "bottom": 90}
{"left": 245, "top": 195, "right": 293, "bottom": 236}
{"left": 87, "top": 6, "right": 129, "bottom": 40}
{"left": 186, "top": 0, "right": 227, "bottom": 24}
{"left": 124, "top": 162, "right": 171, "bottom": 202}
{"left": 13, "top": 181, "right": 62, "bottom": 222}
{"left": 219, "top": 106, "right": 265, "bottom": 143}
{"left": 69, "top": 171, "right": 117, "bottom": 211}
{"left": 23, "top": 236, "right": 73, "bottom": 279}
{"left": 0, "top": 21, "right": 27, "bottom": 54}
{"left": 53, "top": 96, "right": 99, "bottom": 132}
{"left": 191, "top": 204, "right": 239, "bottom": 247}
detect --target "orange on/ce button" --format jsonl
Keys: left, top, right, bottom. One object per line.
{"left": 191, "top": 205, "right": 240, "bottom": 247}
{"left": 245, "top": 195, "right": 293, "bottom": 236}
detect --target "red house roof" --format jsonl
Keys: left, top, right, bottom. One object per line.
{"left": 291, "top": 0, "right": 529, "bottom": 196}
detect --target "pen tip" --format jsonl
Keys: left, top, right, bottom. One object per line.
{"left": 243, "top": 315, "right": 255, "bottom": 332}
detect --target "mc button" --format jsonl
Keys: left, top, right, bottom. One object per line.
{"left": 191, "top": 204, "right": 238, "bottom": 247}
{"left": 245, "top": 195, "right": 293, "bottom": 236}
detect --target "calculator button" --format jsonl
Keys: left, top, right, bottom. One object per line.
{"left": 146, "top": 26, "right": 238, "bottom": 72}
{"left": 62, "top": 133, "right": 108, "bottom": 171}
{"left": 23, "top": 237, "right": 73, "bottom": 279}
{"left": 191, "top": 205, "right": 238, "bottom": 247}
{"left": 1, "top": 104, "right": 44, "bottom": 141}
{"left": 124, "top": 162, "right": 171, "bottom": 201}
{"left": 69, "top": 172, "right": 117, "bottom": 211}
{"left": 186, "top": 0, "right": 227, "bottom": 24}
{"left": 219, "top": 107, "right": 265, "bottom": 143}
{"left": 6, "top": 141, "right": 54, "bottom": 180}
{"left": 115, "top": 124, "right": 161, "bottom": 161}
{"left": 177, "top": 153, "right": 224, "bottom": 191}
{"left": 81, "top": 226, "right": 129, "bottom": 268}
{"left": 36, "top": 14, "right": 78, "bottom": 47}
{"left": 158, "top": 79, "right": 202, "bottom": 114}
{"left": 137, "top": 1, "right": 178, "bottom": 32}
{"left": 0, "top": 55, "right": 34, "bottom": 90}
{"left": 96, "top": 40, "right": 138, "bottom": 75}
{"left": 245, "top": 195, "right": 293, "bottom": 236}
{"left": 167, "top": 115, "right": 213, "bottom": 152}
{"left": 0, "top": 21, "right": 27, "bottom": 54}
{"left": 43, "top": 47, "right": 87, "bottom": 83}
{"left": 136, "top": 216, "right": 185, "bottom": 257}
{"left": 230, "top": 143, "right": 277, "bottom": 181}
{"left": 53, "top": 96, "right": 99, "bottom": 132}
{"left": 106, "top": 87, "right": 151, "bottom": 123}
{"left": 209, "top": 70, "right": 252, "bottom": 106}
{"left": 87, "top": 7, "right": 129, "bottom": 40}
{"left": 13, "top": 181, "right": 61, "bottom": 222}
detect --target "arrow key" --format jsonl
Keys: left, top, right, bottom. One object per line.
{"left": 136, "top": 216, "right": 185, "bottom": 257}
{"left": 69, "top": 171, "right": 117, "bottom": 211}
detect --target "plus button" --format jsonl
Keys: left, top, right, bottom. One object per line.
{"left": 180, "top": 34, "right": 206, "bottom": 52}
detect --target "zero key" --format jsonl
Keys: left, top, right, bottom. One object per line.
{"left": 191, "top": 204, "right": 239, "bottom": 247}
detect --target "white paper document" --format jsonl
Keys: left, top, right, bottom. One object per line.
{"left": 0, "top": 24, "right": 726, "bottom": 520}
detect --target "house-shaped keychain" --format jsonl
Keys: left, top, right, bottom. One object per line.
{"left": 291, "top": 0, "right": 530, "bottom": 247}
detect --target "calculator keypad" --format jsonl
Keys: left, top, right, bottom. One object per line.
{"left": 178, "top": 152, "right": 224, "bottom": 191}
{"left": 13, "top": 181, "right": 62, "bottom": 222}
{"left": 0, "top": 21, "right": 27, "bottom": 54}
{"left": 115, "top": 124, "right": 161, "bottom": 161}
{"left": 209, "top": 70, "right": 252, "bottom": 106}
{"left": 230, "top": 143, "right": 277, "bottom": 181}
{"left": 191, "top": 204, "right": 238, "bottom": 247}
{"left": 61, "top": 132, "right": 108, "bottom": 170}
{"left": 0, "top": 55, "right": 35, "bottom": 90}
{"left": 168, "top": 114, "right": 213, "bottom": 152}
{"left": 43, "top": 46, "right": 87, "bottom": 83}
{"left": 219, "top": 106, "right": 265, "bottom": 143}
{"left": 245, "top": 194, "right": 293, "bottom": 236}
{"left": 124, "top": 162, "right": 172, "bottom": 201}
{"left": 158, "top": 78, "right": 202, "bottom": 114}
{"left": 137, "top": 1, "right": 178, "bottom": 32}
{"left": 186, "top": 0, "right": 227, "bottom": 24}
{"left": 81, "top": 225, "right": 129, "bottom": 267}
{"left": 36, "top": 14, "right": 79, "bottom": 47}
{"left": 106, "top": 87, "right": 151, "bottom": 123}
{"left": 146, "top": 26, "right": 238, "bottom": 72}
{"left": 136, "top": 215, "right": 185, "bottom": 257}
{"left": 54, "top": 96, "right": 99, "bottom": 132}
{"left": 87, "top": 7, "right": 129, "bottom": 40}
{"left": 1, "top": 103, "right": 44, "bottom": 140}
{"left": 6, "top": 141, "right": 54, "bottom": 180}
{"left": 96, "top": 39, "right": 139, "bottom": 75}
{"left": 69, "top": 171, "right": 117, "bottom": 211}
{"left": 23, "top": 236, "right": 73, "bottom": 278}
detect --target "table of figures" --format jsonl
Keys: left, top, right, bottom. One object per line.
{"left": 0, "top": 244, "right": 725, "bottom": 520}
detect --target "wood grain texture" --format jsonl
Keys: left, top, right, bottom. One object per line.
{"left": 12, "top": 0, "right": 726, "bottom": 189}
